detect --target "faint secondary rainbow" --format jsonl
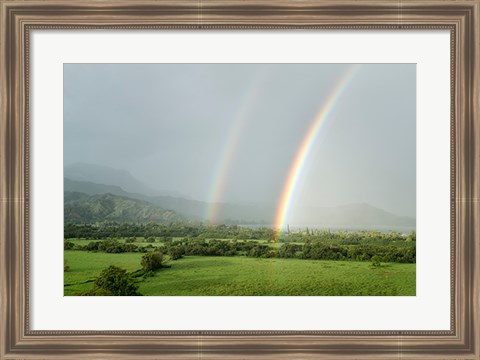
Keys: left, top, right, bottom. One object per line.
{"left": 274, "top": 64, "right": 361, "bottom": 238}
{"left": 206, "top": 71, "right": 269, "bottom": 224}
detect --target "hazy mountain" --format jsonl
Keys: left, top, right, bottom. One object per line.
{"left": 154, "top": 196, "right": 275, "bottom": 224}
{"left": 292, "top": 203, "right": 415, "bottom": 228}
{"left": 64, "top": 178, "right": 415, "bottom": 229}
{"left": 64, "top": 178, "right": 273, "bottom": 223}
{"left": 64, "top": 191, "right": 183, "bottom": 224}
{"left": 64, "top": 162, "right": 184, "bottom": 198}
{"left": 65, "top": 178, "right": 132, "bottom": 198}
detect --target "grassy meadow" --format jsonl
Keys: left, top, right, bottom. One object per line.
{"left": 64, "top": 224, "right": 416, "bottom": 296}
{"left": 64, "top": 249, "right": 415, "bottom": 296}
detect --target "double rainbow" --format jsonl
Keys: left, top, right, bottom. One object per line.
{"left": 274, "top": 64, "right": 361, "bottom": 239}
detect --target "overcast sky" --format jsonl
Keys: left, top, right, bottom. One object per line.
{"left": 64, "top": 63, "right": 416, "bottom": 217}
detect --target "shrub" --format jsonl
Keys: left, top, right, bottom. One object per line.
{"left": 98, "top": 239, "right": 138, "bottom": 253}
{"left": 371, "top": 255, "right": 381, "bottom": 267}
{"left": 86, "top": 241, "right": 100, "bottom": 251}
{"left": 92, "top": 265, "right": 140, "bottom": 296}
{"left": 141, "top": 251, "right": 164, "bottom": 272}
{"left": 168, "top": 246, "right": 184, "bottom": 260}
{"left": 64, "top": 239, "right": 75, "bottom": 250}
{"left": 98, "top": 239, "right": 123, "bottom": 253}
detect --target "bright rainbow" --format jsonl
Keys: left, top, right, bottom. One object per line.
{"left": 206, "top": 70, "right": 269, "bottom": 224}
{"left": 273, "top": 64, "right": 361, "bottom": 238}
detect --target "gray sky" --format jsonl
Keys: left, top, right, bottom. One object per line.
{"left": 64, "top": 63, "right": 416, "bottom": 217}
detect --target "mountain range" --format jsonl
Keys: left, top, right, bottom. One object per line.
{"left": 64, "top": 191, "right": 183, "bottom": 224}
{"left": 63, "top": 163, "right": 416, "bottom": 229}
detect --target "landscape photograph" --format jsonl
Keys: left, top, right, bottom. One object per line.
{"left": 63, "top": 63, "right": 416, "bottom": 296}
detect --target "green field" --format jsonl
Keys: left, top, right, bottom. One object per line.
{"left": 64, "top": 250, "right": 415, "bottom": 296}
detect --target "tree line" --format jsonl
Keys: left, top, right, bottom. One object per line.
{"left": 65, "top": 236, "right": 415, "bottom": 264}
{"left": 65, "top": 223, "right": 415, "bottom": 247}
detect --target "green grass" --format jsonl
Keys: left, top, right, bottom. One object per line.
{"left": 64, "top": 251, "right": 415, "bottom": 296}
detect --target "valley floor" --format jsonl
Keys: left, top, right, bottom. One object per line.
{"left": 64, "top": 251, "right": 415, "bottom": 296}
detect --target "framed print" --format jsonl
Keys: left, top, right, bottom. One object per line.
{"left": 1, "top": 0, "right": 479, "bottom": 359}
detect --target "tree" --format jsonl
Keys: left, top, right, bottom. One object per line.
{"left": 92, "top": 265, "right": 140, "bottom": 296}
{"left": 141, "top": 251, "right": 165, "bottom": 272}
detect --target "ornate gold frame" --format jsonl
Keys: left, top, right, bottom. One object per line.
{"left": 1, "top": 1, "right": 479, "bottom": 358}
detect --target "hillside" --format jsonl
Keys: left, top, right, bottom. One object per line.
{"left": 64, "top": 191, "right": 183, "bottom": 224}
{"left": 65, "top": 178, "right": 415, "bottom": 229}
{"left": 64, "top": 178, "right": 274, "bottom": 223}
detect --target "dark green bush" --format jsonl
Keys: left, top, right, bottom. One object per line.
{"left": 64, "top": 239, "right": 75, "bottom": 250}
{"left": 90, "top": 265, "right": 140, "bottom": 296}
{"left": 141, "top": 251, "right": 164, "bottom": 272}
